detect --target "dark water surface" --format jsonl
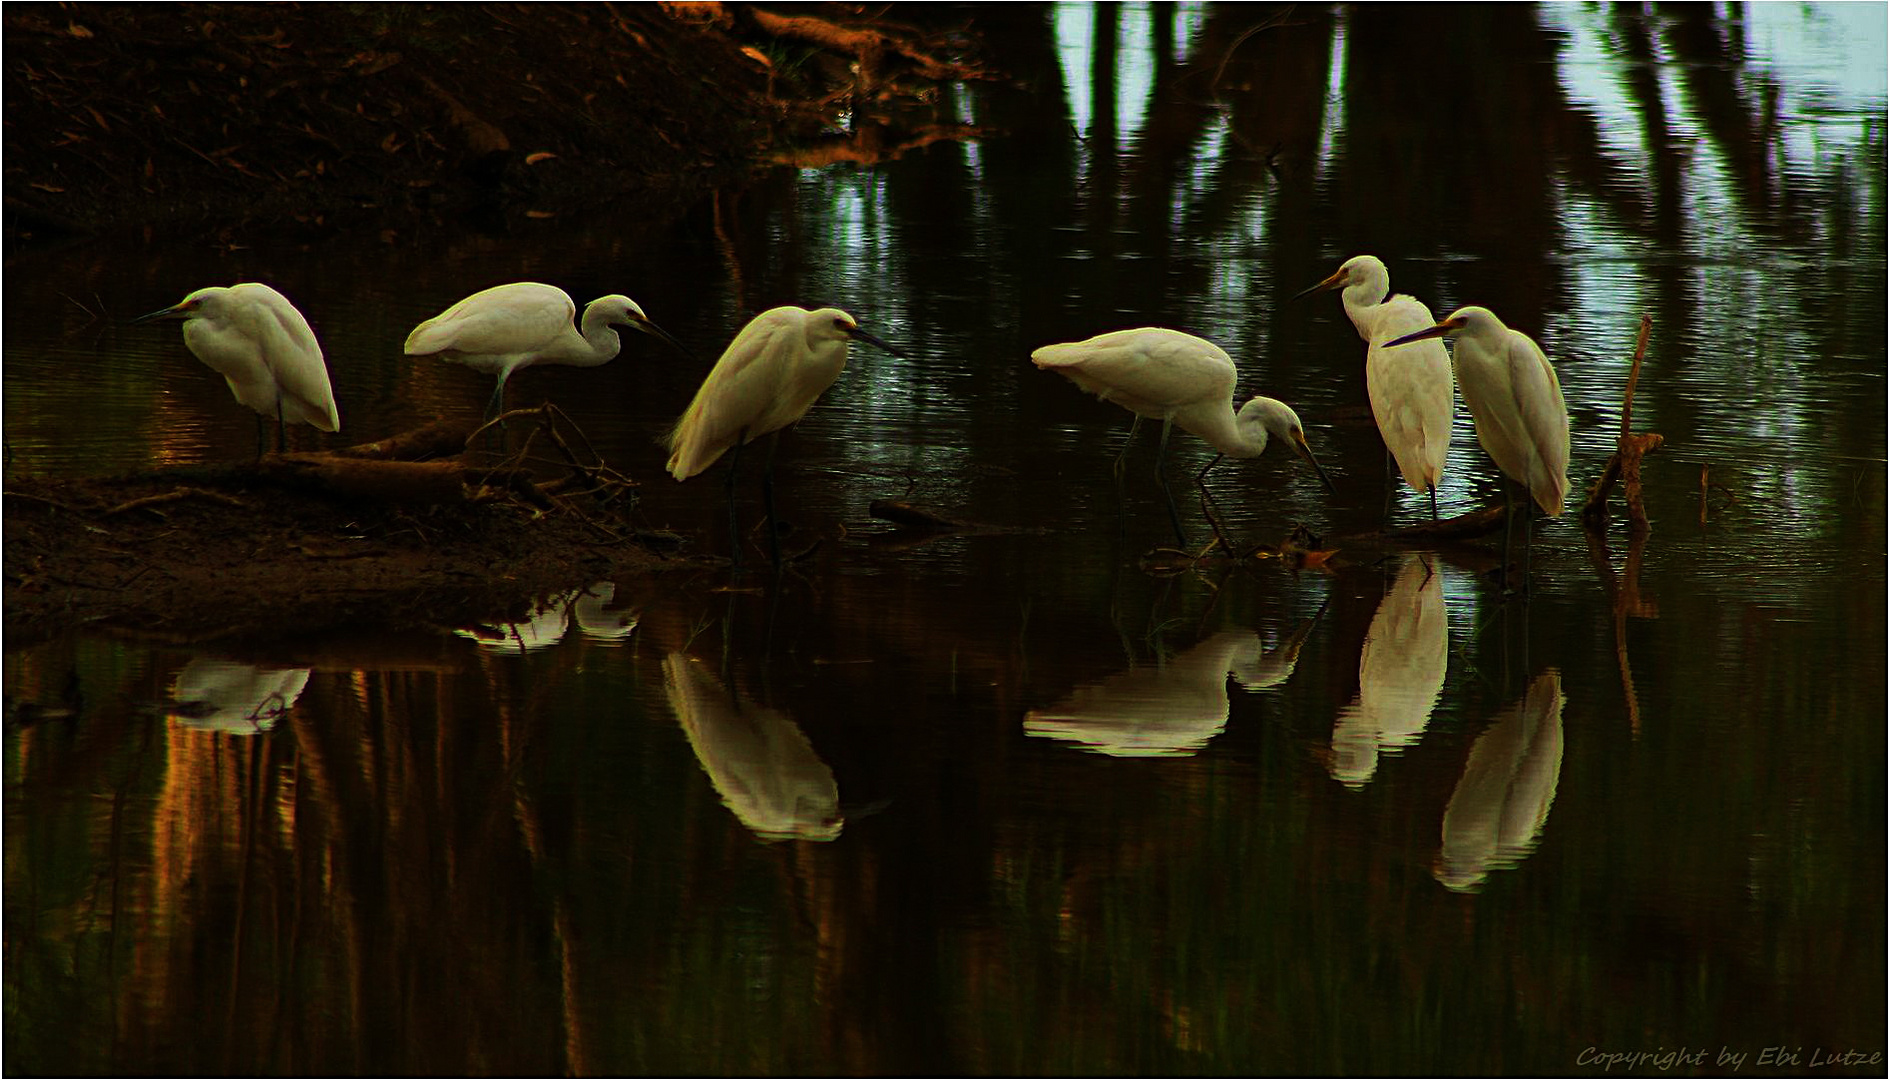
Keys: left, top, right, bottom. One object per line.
{"left": 6, "top": 5, "right": 1885, "bottom": 1074}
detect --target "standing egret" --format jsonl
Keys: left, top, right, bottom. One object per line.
{"left": 666, "top": 305, "right": 906, "bottom": 566}
{"left": 1295, "top": 255, "right": 1454, "bottom": 520}
{"left": 1387, "top": 306, "right": 1570, "bottom": 585}
{"left": 133, "top": 282, "right": 340, "bottom": 456}
{"left": 404, "top": 282, "right": 689, "bottom": 422}
{"left": 1031, "top": 327, "right": 1334, "bottom": 545}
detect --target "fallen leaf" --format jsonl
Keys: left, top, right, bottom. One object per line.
{"left": 740, "top": 45, "right": 772, "bottom": 67}
{"left": 67, "top": 22, "right": 92, "bottom": 38}
{"left": 524, "top": 151, "right": 558, "bottom": 165}
{"left": 525, "top": 210, "right": 556, "bottom": 219}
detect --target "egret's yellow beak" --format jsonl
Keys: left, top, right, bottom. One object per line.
{"left": 1291, "top": 267, "right": 1350, "bottom": 301}
{"left": 1385, "top": 315, "right": 1467, "bottom": 348}
{"left": 1291, "top": 430, "right": 1337, "bottom": 492}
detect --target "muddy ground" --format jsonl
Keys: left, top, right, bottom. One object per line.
{"left": 3, "top": 3, "right": 995, "bottom": 647}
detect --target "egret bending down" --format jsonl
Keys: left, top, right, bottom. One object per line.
{"left": 1031, "top": 327, "right": 1334, "bottom": 545}
{"left": 404, "top": 282, "right": 688, "bottom": 422}
{"left": 134, "top": 282, "right": 340, "bottom": 456}
{"left": 667, "top": 306, "right": 905, "bottom": 566}
{"left": 1295, "top": 255, "right": 1454, "bottom": 519}
{"left": 1387, "top": 306, "right": 1569, "bottom": 584}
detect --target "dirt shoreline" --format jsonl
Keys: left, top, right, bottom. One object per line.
{"left": 3, "top": 3, "right": 992, "bottom": 645}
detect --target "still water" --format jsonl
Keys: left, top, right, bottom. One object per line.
{"left": 6, "top": 4, "right": 1885, "bottom": 1074}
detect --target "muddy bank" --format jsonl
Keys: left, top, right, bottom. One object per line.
{"left": 4, "top": 2, "right": 991, "bottom": 242}
{"left": 3, "top": 423, "right": 709, "bottom": 647}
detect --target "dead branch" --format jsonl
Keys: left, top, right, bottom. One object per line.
{"left": 333, "top": 419, "right": 479, "bottom": 461}
{"left": 746, "top": 7, "right": 967, "bottom": 82}
{"left": 103, "top": 486, "right": 250, "bottom": 516}
{"left": 1582, "top": 314, "right": 1662, "bottom": 531}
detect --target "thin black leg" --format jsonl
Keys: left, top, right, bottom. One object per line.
{"left": 1113, "top": 414, "right": 1143, "bottom": 481}
{"left": 1155, "top": 417, "right": 1186, "bottom": 547}
{"left": 723, "top": 434, "right": 747, "bottom": 568}
{"left": 761, "top": 431, "right": 782, "bottom": 569}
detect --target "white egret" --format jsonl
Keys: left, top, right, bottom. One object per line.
{"left": 1030, "top": 327, "right": 1334, "bottom": 545}
{"left": 666, "top": 306, "right": 905, "bottom": 566}
{"left": 133, "top": 282, "right": 340, "bottom": 455}
{"left": 1387, "top": 306, "right": 1570, "bottom": 586}
{"left": 404, "top": 282, "right": 689, "bottom": 422}
{"left": 1295, "top": 255, "right": 1454, "bottom": 519}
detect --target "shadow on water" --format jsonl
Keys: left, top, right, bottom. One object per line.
{"left": 5, "top": 5, "right": 1885, "bottom": 1074}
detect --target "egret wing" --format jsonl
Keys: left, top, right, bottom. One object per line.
{"left": 1503, "top": 332, "right": 1569, "bottom": 514}
{"left": 235, "top": 284, "right": 340, "bottom": 431}
{"left": 666, "top": 313, "right": 800, "bottom": 479}
{"left": 405, "top": 283, "right": 575, "bottom": 357}
{"left": 1033, "top": 329, "right": 1235, "bottom": 417}
{"left": 1366, "top": 296, "right": 1453, "bottom": 491}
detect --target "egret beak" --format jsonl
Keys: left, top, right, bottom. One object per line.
{"left": 132, "top": 304, "right": 187, "bottom": 324}
{"left": 1385, "top": 315, "right": 1467, "bottom": 348}
{"left": 629, "top": 315, "right": 697, "bottom": 362}
{"left": 843, "top": 324, "right": 908, "bottom": 359}
{"left": 1290, "top": 267, "right": 1349, "bottom": 301}
{"left": 1291, "top": 430, "right": 1337, "bottom": 493}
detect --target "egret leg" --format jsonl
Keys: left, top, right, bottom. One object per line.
{"left": 252, "top": 415, "right": 268, "bottom": 461}
{"left": 760, "top": 431, "right": 783, "bottom": 569}
{"left": 1520, "top": 497, "right": 1536, "bottom": 596}
{"left": 723, "top": 435, "right": 747, "bottom": 568}
{"left": 1428, "top": 485, "right": 1439, "bottom": 522}
{"left": 1501, "top": 484, "right": 1516, "bottom": 594}
{"left": 481, "top": 376, "right": 511, "bottom": 452}
{"left": 485, "top": 377, "right": 508, "bottom": 424}
{"left": 275, "top": 396, "right": 288, "bottom": 454}
{"left": 1382, "top": 449, "right": 1394, "bottom": 521}
{"left": 1154, "top": 417, "right": 1187, "bottom": 547}
{"left": 1113, "top": 415, "right": 1144, "bottom": 481}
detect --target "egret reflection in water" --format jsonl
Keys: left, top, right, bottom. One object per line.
{"left": 1025, "top": 621, "right": 1317, "bottom": 758}
{"left": 169, "top": 657, "right": 310, "bottom": 734}
{"left": 573, "top": 582, "right": 640, "bottom": 641}
{"left": 455, "top": 591, "right": 576, "bottom": 652}
{"left": 664, "top": 653, "right": 842, "bottom": 842}
{"left": 1330, "top": 556, "right": 1449, "bottom": 787}
{"left": 1435, "top": 669, "right": 1567, "bottom": 893}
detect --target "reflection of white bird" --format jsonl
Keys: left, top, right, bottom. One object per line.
{"left": 1032, "top": 328, "right": 1335, "bottom": 544}
{"left": 170, "top": 657, "right": 311, "bottom": 734}
{"left": 1435, "top": 669, "right": 1566, "bottom": 892}
{"left": 455, "top": 592, "right": 574, "bottom": 653}
{"left": 1230, "top": 616, "right": 1322, "bottom": 692}
{"left": 1330, "top": 556, "right": 1448, "bottom": 787}
{"left": 404, "top": 282, "right": 688, "bottom": 421}
{"left": 573, "top": 582, "right": 639, "bottom": 641}
{"left": 667, "top": 306, "right": 904, "bottom": 565}
{"left": 1296, "top": 255, "right": 1453, "bottom": 518}
{"left": 133, "top": 282, "right": 340, "bottom": 455}
{"left": 664, "top": 654, "right": 842, "bottom": 842}
{"left": 1025, "top": 627, "right": 1307, "bottom": 758}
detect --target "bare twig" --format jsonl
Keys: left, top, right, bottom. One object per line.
{"left": 103, "top": 486, "right": 250, "bottom": 516}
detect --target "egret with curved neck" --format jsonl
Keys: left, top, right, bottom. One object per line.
{"left": 405, "top": 281, "right": 689, "bottom": 422}
{"left": 1032, "top": 327, "right": 1334, "bottom": 545}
